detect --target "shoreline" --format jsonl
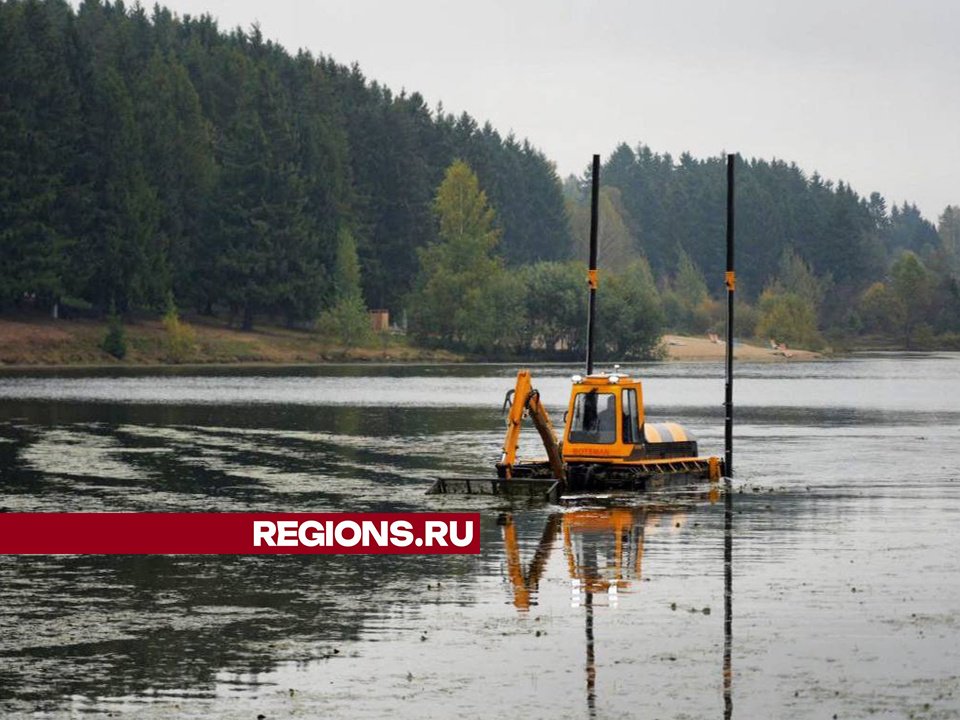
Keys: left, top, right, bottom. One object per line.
{"left": 0, "top": 316, "right": 828, "bottom": 369}
{"left": 0, "top": 316, "right": 459, "bottom": 368}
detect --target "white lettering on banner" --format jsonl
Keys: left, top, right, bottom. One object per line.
{"left": 250, "top": 518, "right": 475, "bottom": 549}
{"left": 253, "top": 521, "right": 276, "bottom": 546}
{"left": 449, "top": 520, "right": 474, "bottom": 548}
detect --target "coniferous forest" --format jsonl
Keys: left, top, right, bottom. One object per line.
{"left": 2, "top": 0, "right": 959, "bottom": 359}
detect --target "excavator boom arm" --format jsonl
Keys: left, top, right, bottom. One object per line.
{"left": 500, "top": 370, "right": 565, "bottom": 481}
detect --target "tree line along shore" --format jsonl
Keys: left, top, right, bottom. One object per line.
{"left": 2, "top": 0, "right": 958, "bottom": 365}
{"left": 0, "top": 316, "right": 823, "bottom": 368}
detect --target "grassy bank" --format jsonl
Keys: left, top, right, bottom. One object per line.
{"left": 0, "top": 315, "right": 460, "bottom": 367}
{"left": 1, "top": 314, "right": 830, "bottom": 368}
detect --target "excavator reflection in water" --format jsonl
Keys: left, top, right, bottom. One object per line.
{"left": 501, "top": 499, "right": 715, "bottom": 611}
{"left": 499, "top": 491, "right": 730, "bottom": 718}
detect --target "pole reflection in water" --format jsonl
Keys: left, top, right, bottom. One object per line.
{"left": 724, "top": 476, "right": 734, "bottom": 719}
{"left": 564, "top": 509, "right": 644, "bottom": 719}
{"left": 585, "top": 590, "right": 596, "bottom": 718}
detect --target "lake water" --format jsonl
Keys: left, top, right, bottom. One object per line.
{"left": 1, "top": 355, "right": 959, "bottom": 719}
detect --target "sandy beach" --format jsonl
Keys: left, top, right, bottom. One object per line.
{"left": 661, "top": 334, "right": 821, "bottom": 362}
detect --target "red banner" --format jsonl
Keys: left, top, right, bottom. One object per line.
{"left": 0, "top": 513, "right": 481, "bottom": 555}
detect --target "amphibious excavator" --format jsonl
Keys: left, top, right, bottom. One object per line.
{"left": 429, "top": 154, "right": 737, "bottom": 501}
{"left": 492, "top": 367, "right": 722, "bottom": 494}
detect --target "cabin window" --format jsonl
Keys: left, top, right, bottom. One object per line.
{"left": 568, "top": 391, "right": 617, "bottom": 444}
{"left": 622, "top": 389, "right": 639, "bottom": 444}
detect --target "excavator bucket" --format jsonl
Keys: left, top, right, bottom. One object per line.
{"left": 426, "top": 369, "right": 563, "bottom": 503}
{"left": 427, "top": 477, "right": 560, "bottom": 503}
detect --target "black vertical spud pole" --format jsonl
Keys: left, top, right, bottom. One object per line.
{"left": 724, "top": 153, "right": 735, "bottom": 477}
{"left": 722, "top": 157, "right": 736, "bottom": 719}
{"left": 586, "top": 154, "right": 600, "bottom": 376}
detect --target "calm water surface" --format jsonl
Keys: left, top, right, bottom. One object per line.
{"left": 1, "top": 355, "right": 959, "bottom": 719}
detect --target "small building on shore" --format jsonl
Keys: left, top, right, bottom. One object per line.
{"left": 369, "top": 309, "right": 390, "bottom": 333}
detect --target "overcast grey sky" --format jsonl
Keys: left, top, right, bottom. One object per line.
{"left": 152, "top": 0, "right": 957, "bottom": 222}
